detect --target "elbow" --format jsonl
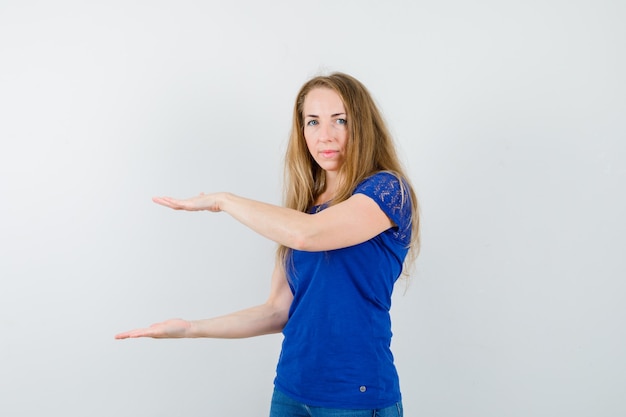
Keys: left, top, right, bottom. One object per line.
{"left": 288, "top": 227, "right": 320, "bottom": 252}
{"left": 267, "top": 307, "right": 290, "bottom": 334}
{"left": 282, "top": 213, "right": 323, "bottom": 252}
{"left": 274, "top": 317, "right": 289, "bottom": 333}
{"left": 290, "top": 237, "right": 314, "bottom": 252}
{"left": 264, "top": 295, "right": 291, "bottom": 334}
{"left": 290, "top": 236, "right": 309, "bottom": 252}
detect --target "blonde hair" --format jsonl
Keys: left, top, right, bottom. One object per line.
{"left": 278, "top": 72, "right": 420, "bottom": 277}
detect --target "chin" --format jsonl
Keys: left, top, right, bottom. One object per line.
{"left": 320, "top": 166, "right": 342, "bottom": 174}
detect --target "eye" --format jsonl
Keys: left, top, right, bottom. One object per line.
{"left": 336, "top": 118, "right": 347, "bottom": 125}
{"left": 306, "top": 119, "right": 319, "bottom": 126}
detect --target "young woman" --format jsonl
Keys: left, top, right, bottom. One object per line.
{"left": 116, "top": 72, "right": 420, "bottom": 417}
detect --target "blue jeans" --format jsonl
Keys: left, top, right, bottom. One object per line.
{"left": 269, "top": 388, "right": 403, "bottom": 417}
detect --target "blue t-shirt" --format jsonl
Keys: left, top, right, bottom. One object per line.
{"left": 274, "top": 172, "right": 413, "bottom": 409}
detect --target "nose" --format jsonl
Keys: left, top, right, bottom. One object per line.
{"left": 318, "top": 122, "right": 333, "bottom": 142}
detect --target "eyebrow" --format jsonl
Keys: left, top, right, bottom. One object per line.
{"left": 304, "top": 112, "right": 346, "bottom": 118}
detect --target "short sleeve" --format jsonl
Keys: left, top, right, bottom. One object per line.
{"left": 354, "top": 172, "right": 413, "bottom": 245}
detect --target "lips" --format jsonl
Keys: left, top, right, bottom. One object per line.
{"left": 320, "top": 150, "right": 338, "bottom": 158}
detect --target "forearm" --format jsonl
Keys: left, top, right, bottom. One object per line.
{"left": 188, "top": 303, "right": 288, "bottom": 339}
{"left": 219, "top": 193, "right": 311, "bottom": 250}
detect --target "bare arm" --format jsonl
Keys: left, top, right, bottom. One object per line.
{"left": 153, "top": 192, "right": 392, "bottom": 252}
{"left": 115, "top": 262, "right": 293, "bottom": 339}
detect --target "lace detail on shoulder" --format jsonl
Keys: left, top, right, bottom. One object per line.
{"left": 355, "top": 172, "right": 412, "bottom": 245}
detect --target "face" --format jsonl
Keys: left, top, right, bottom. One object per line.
{"left": 302, "top": 87, "right": 348, "bottom": 176}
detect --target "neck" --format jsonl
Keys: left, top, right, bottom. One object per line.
{"left": 316, "top": 171, "right": 341, "bottom": 205}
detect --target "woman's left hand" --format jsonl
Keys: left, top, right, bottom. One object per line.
{"left": 152, "top": 192, "right": 226, "bottom": 212}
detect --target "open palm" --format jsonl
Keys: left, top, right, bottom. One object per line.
{"left": 115, "top": 318, "right": 191, "bottom": 339}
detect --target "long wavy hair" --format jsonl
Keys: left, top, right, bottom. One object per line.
{"left": 278, "top": 72, "right": 420, "bottom": 277}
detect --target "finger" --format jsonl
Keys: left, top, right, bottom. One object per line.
{"left": 114, "top": 330, "right": 137, "bottom": 339}
{"left": 152, "top": 196, "right": 183, "bottom": 209}
{"left": 114, "top": 328, "right": 153, "bottom": 339}
{"left": 152, "top": 196, "right": 173, "bottom": 205}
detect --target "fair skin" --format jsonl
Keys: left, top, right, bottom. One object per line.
{"left": 303, "top": 87, "right": 348, "bottom": 203}
{"left": 115, "top": 87, "right": 393, "bottom": 340}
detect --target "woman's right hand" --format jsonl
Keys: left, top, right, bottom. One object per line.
{"left": 152, "top": 193, "right": 226, "bottom": 212}
{"left": 115, "top": 318, "right": 192, "bottom": 339}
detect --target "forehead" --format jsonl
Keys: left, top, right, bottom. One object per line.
{"left": 303, "top": 87, "right": 345, "bottom": 114}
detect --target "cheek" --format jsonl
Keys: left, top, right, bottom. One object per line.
{"left": 340, "top": 132, "right": 349, "bottom": 149}
{"left": 303, "top": 134, "right": 315, "bottom": 153}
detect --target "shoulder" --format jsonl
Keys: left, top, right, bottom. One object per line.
{"left": 354, "top": 171, "right": 413, "bottom": 229}
{"left": 354, "top": 171, "right": 409, "bottom": 203}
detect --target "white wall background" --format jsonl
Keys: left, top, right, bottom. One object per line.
{"left": 1, "top": 1, "right": 624, "bottom": 416}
